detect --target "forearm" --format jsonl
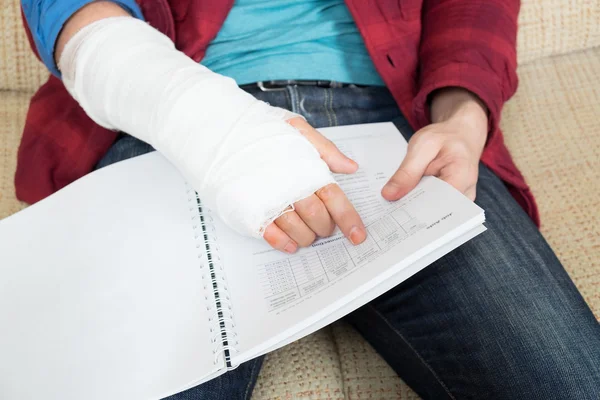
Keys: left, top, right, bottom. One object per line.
{"left": 55, "top": 2, "right": 130, "bottom": 64}
{"left": 429, "top": 87, "right": 489, "bottom": 159}
{"left": 59, "top": 17, "right": 334, "bottom": 238}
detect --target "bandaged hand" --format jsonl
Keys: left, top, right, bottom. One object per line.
{"left": 58, "top": 16, "right": 366, "bottom": 249}
{"left": 266, "top": 117, "right": 366, "bottom": 253}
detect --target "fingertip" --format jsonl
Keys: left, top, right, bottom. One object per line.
{"left": 349, "top": 225, "right": 366, "bottom": 245}
{"left": 346, "top": 158, "right": 359, "bottom": 173}
{"left": 381, "top": 182, "right": 401, "bottom": 201}
{"left": 283, "top": 240, "right": 298, "bottom": 254}
{"left": 262, "top": 223, "right": 277, "bottom": 241}
{"left": 328, "top": 155, "right": 359, "bottom": 174}
{"left": 263, "top": 223, "right": 298, "bottom": 254}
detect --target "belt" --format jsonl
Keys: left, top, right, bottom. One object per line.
{"left": 240, "top": 80, "right": 365, "bottom": 92}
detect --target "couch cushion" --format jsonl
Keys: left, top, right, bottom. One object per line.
{"left": 0, "top": 1, "right": 48, "bottom": 92}
{"left": 0, "top": 91, "right": 28, "bottom": 217}
{"left": 517, "top": 0, "right": 600, "bottom": 65}
{"left": 252, "top": 327, "right": 345, "bottom": 399}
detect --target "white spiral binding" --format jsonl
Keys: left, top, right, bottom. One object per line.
{"left": 185, "top": 185, "right": 222, "bottom": 364}
{"left": 186, "top": 186, "right": 240, "bottom": 370}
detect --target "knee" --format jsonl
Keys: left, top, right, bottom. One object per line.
{"left": 479, "top": 311, "right": 600, "bottom": 399}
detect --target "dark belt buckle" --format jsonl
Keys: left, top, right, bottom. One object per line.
{"left": 257, "top": 81, "right": 288, "bottom": 92}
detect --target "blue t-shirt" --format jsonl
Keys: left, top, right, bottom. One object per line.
{"left": 22, "top": 0, "right": 384, "bottom": 86}
{"left": 201, "top": 0, "right": 384, "bottom": 86}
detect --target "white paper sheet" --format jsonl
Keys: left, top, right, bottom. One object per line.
{"left": 0, "top": 153, "right": 223, "bottom": 400}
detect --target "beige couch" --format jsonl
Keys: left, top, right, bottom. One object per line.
{"left": 1, "top": 1, "right": 598, "bottom": 398}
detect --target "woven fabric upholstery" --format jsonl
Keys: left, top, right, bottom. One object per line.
{"left": 0, "top": 91, "right": 28, "bottom": 217}
{"left": 1, "top": 0, "right": 599, "bottom": 91}
{"left": 0, "top": 0, "right": 49, "bottom": 92}
{"left": 331, "top": 322, "right": 419, "bottom": 399}
{"left": 252, "top": 327, "right": 345, "bottom": 400}
{"left": 0, "top": 0, "right": 599, "bottom": 399}
{"left": 502, "top": 48, "right": 600, "bottom": 315}
{"left": 517, "top": 0, "right": 600, "bottom": 65}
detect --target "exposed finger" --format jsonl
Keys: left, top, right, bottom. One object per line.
{"left": 382, "top": 132, "right": 441, "bottom": 201}
{"left": 316, "top": 183, "right": 366, "bottom": 245}
{"left": 288, "top": 117, "right": 358, "bottom": 174}
{"left": 275, "top": 210, "right": 317, "bottom": 248}
{"left": 263, "top": 223, "right": 298, "bottom": 254}
{"left": 294, "top": 194, "right": 336, "bottom": 237}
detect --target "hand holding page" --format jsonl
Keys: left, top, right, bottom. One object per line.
{"left": 0, "top": 122, "right": 485, "bottom": 400}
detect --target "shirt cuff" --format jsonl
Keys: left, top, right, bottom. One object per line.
{"left": 412, "top": 61, "right": 507, "bottom": 145}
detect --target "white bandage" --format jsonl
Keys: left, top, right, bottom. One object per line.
{"left": 59, "top": 17, "right": 335, "bottom": 237}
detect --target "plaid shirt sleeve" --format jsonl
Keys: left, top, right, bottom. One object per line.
{"left": 412, "top": 0, "right": 520, "bottom": 138}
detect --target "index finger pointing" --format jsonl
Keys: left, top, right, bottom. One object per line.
{"left": 316, "top": 183, "right": 366, "bottom": 245}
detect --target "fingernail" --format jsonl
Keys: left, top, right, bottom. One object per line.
{"left": 283, "top": 241, "right": 297, "bottom": 254}
{"left": 349, "top": 225, "right": 365, "bottom": 245}
{"left": 382, "top": 182, "right": 399, "bottom": 197}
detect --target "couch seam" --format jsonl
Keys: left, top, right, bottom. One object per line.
{"left": 329, "top": 324, "right": 350, "bottom": 400}
{"left": 516, "top": 45, "right": 600, "bottom": 68}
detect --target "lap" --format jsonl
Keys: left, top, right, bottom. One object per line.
{"left": 347, "top": 160, "right": 600, "bottom": 399}
{"left": 163, "top": 358, "right": 263, "bottom": 400}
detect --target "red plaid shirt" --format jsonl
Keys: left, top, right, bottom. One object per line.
{"left": 17, "top": 0, "right": 539, "bottom": 225}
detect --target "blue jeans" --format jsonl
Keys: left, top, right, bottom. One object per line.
{"left": 97, "top": 85, "right": 600, "bottom": 399}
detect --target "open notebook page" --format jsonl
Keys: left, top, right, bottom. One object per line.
{"left": 248, "top": 223, "right": 487, "bottom": 362}
{"left": 207, "top": 123, "right": 486, "bottom": 365}
{"left": 0, "top": 153, "right": 224, "bottom": 400}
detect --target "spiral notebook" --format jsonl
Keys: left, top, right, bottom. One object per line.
{"left": 0, "top": 122, "right": 485, "bottom": 399}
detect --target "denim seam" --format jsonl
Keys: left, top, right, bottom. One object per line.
{"left": 329, "top": 88, "right": 338, "bottom": 126}
{"left": 286, "top": 86, "right": 300, "bottom": 114}
{"left": 324, "top": 89, "right": 333, "bottom": 126}
{"left": 294, "top": 86, "right": 301, "bottom": 115}
{"left": 284, "top": 87, "right": 294, "bottom": 113}
{"left": 243, "top": 359, "right": 261, "bottom": 400}
{"left": 368, "top": 304, "right": 457, "bottom": 400}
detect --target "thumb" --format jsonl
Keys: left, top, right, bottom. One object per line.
{"left": 287, "top": 117, "right": 358, "bottom": 174}
{"left": 382, "top": 133, "right": 441, "bottom": 201}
